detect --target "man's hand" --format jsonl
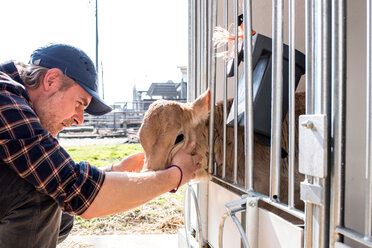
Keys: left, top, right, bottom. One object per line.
{"left": 103, "top": 152, "right": 145, "bottom": 173}
{"left": 170, "top": 141, "right": 202, "bottom": 185}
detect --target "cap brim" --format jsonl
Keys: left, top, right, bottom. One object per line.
{"left": 80, "top": 84, "right": 112, "bottom": 116}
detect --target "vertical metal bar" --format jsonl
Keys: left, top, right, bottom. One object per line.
{"left": 288, "top": 0, "right": 296, "bottom": 209}
{"left": 222, "top": 0, "right": 228, "bottom": 179}
{"left": 208, "top": 0, "right": 214, "bottom": 175}
{"left": 243, "top": 0, "right": 254, "bottom": 191}
{"left": 199, "top": 0, "right": 205, "bottom": 95}
{"left": 304, "top": 0, "right": 314, "bottom": 246}
{"left": 270, "top": 0, "right": 283, "bottom": 201}
{"left": 306, "top": 0, "right": 315, "bottom": 115}
{"left": 188, "top": 0, "right": 196, "bottom": 101}
{"left": 196, "top": 0, "right": 202, "bottom": 97}
{"left": 203, "top": 0, "right": 209, "bottom": 92}
{"left": 366, "top": 0, "right": 372, "bottom": 240}
{"left": 330, "top": 0, "right": 346, "bottom": 247}
{"left": 233, "top": 0, "right": 239, "bottom": 184}
{"left": 208, "top": 0, "right": 217, "bottom": 175}
{"left": 313, "top": 0, "right": 331, "bottom": 247}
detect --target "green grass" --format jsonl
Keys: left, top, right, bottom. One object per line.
{"left": 65, "top": 143, "right": 143, "bottom": 168}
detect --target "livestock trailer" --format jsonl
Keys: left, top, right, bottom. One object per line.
{"left": 179, "top": 0, "right": 372, "bottom": 247}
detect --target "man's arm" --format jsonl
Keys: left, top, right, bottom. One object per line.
{"left": 80, "top": 142, "right": 201, "bottom": 219}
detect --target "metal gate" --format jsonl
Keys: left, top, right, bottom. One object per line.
{"left": 182, "top": 0, "right": 372, "bottom": 248}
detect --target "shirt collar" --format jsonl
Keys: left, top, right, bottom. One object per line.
{"left": 0, "top": 61, "right": 24, "bottom": 85}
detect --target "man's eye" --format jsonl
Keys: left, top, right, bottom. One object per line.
{"left": 174, "top": 134, "right": 184, "bottom": 145}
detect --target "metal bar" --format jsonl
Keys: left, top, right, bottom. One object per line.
{"left": 218, "top": 212, "right": 228, "bottom": 248}
{"left": 222, "top": 0, "right": 228, "bottom": 179}
{"left": 208, "top": 0, "right": 217, "bottom": 175}
{"left": 184, "top": 183, "right": 192, "bottom": 248}
{"left": 187, "top": 0, "right": 195, "bottom": 101}
{"left": 367, "top": 0, "right": 372, "bottom": 240}
{"left": 231, "top": 214, "right": 250, "bottom": 248}
{"left": 211, "top": 176, "right": 305, "bottom": 220}
{"left": 196, "top": 0, "right": 201, "bottom": 97}
{"left": 202, "top": 0, "right": 208, "bottom": 92}
{"left": 306, "top": 0, "right": 314, "bottom": 115}
{"left": 335, "top": 226, "right": 372, "bottom": 248}
{"left": 269, "top": 0, "right": 283, "bottom": 201}
{"left": 219, "top": 198, "right": 251, "bottom": 248}
{"left": 189, "top": 185, "right": 204, "bottom": 248}
{"left": 330, "top": 0, "right": 346, "bottom": 247}
{"left": 313, "top": 0, "right": 331, "bottom": 247}
{"left": 288, "top": 0, "right": 296, "bottom": 209}
{"left": 304, "top": 0, "right": 315, "bottom": 247}
{"left": 233, "top": 0, "right": 239, "bottom": 184}
{"left": 242, "top": 0, "right": 254, "bottom": 191}
{"left": 245, "top": 196, "right": 258, "bottom": 248}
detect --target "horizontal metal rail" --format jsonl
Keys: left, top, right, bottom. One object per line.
{"left": 212, "top": 176, "right": 305, "bottom": 220}
{"left": 335, "top": 226, "right": 372, "bottom": 248}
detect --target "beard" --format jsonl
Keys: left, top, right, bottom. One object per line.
{"left": 33, "top": 94, "right": 73, "bottom": 138}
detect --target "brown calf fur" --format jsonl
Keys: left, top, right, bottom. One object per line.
{"left": 139, "top": 90, "right": 305, "bottom": 211}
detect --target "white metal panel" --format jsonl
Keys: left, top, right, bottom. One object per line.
{"left": 345, "top": 1, "right": 368, "bottom": 247}
{"left": 207, "top": 182, "right": 242, "bottom": 248}
{"left": 258, "top": 208, "right": 303, "bottom": 248}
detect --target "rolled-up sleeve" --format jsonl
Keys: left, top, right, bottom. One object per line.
{"left": 0, "top": 87, "right": 105, "bottom": 215}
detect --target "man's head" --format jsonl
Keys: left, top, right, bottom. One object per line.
{"left": 29, "top": 44, "right": 112, "bottom": 115}
{"left": 22, "top": 44, "right": 112, "bottom": 137}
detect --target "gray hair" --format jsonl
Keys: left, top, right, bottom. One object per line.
{"left": 15, "top": 61, "right": 74, "bottom": 91}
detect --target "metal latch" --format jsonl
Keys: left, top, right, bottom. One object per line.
{"left": 300, "top": 181, "right": 324, "bottom": 205}
{"left": 299, "top": 114, "right": 328, "bottom": 178}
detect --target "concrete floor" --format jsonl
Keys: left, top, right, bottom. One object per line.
{"left": 57, "top": 234, "right": 178, "bottom": 248}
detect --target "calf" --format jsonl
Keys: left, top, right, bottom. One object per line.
{"left": 139, "top": 90, "right": 305, "bottom": 210}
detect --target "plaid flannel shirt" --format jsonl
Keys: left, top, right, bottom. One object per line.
{"left": 0, "top": 62, "right": 105, "bottom": 215}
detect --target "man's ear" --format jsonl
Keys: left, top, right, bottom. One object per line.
{"left": 191, "top": 89, "right": 210, "bottom": 125}
{"left": 42, "top": 68, "right": 63, "bottom": 91}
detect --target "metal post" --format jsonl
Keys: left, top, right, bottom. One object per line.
{"left": 366, "top": 0, "right": 372, "bottom": 240}
{"left": 202, "top": 0, "right": 208, "bottom": 92}
{"left": 196, "top": 0, "right": 201, "bottom": 97}
{"left": 330, "top": 0, "right": 346, "bottom": 247}
{"left": 222, "top": 0, "right": 228, "bottom": 179}
{"left": 304, "top": 0, "right": 315, "bottom": 246}
{"left": 188, "top": 0, "right": 196, "bottom": 102}
{"left": 233, "top": 0, "right": 239, "bottom": 184}
{"left": 288, "top": 0, "right": 296, "bottom": 209}
{"left": 311, "top": 0, "right": 332, "bottom": 247}
{"left": 270, "top": 0, "right": 283, "bottom": 201}
{"left": 243, "top": 0, "right": 254, "bottom": 191}
{"left": 208, "top": 0, "right": 216, "bottom": 175}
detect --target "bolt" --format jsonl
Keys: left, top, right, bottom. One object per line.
{"left": 301, "top": 120, "right": 314, "bottom": 129}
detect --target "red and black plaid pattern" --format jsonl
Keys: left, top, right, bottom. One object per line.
{"left": 0, "top": 62, "right": 105, "bottom": 215}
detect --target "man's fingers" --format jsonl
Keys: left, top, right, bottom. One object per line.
{"left": 193, "top": 154, "right": 202, "bottom": 165}
{"left": 185, "top": 141, "right": 196, "bottom": 154}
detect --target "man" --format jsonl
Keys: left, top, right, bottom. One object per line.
{"left": 0, "top": 44, "right": 201, "bottom": 247}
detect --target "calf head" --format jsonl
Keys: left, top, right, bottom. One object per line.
{"left": 139, "top": 90, "right": 211, "bottom": 179}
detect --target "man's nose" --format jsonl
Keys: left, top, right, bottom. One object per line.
{"left": 73, "top": 111, "right": 84, "bottom": 125}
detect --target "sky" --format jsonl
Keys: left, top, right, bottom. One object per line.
{"left": 0, "top": 0, "right": 188, "bottom": 104}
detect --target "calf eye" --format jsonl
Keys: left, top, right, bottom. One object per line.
{"left": 174, "top": 134, "right": 184, "bottom": 145}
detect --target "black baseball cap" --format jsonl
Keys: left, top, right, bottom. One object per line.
{"left": 29, "top": 44, "right": 112, "bottom": 116}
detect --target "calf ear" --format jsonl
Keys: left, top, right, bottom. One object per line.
{"left": 191, "top": 89, "right": 210, "bottom": 125}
